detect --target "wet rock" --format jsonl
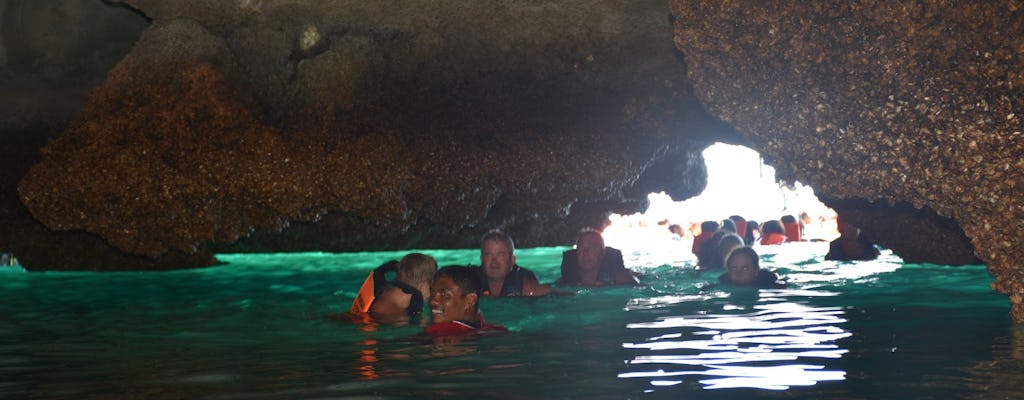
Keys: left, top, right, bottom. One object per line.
{"left": 15, "top": 1, "right": 714, "bottom": 263}
{"left": 671, "top": 0, "right": 1023, "bottom": 318}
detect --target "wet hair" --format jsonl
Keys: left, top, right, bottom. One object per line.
{"left": 480, "top": 229, "right": 515, "bottom": 253}
{"left": 744, "top": 220, "right": 759, "bottom": 245}
{"left": 698, "top": 230, "right": 730, "bottom": 268}
{"left": 725, "top": 246, "right": 760, "bottom": 270}
{"left": 396, "top": 253, "right": 438, "bottom": 285}
{"left": 720, "top": 219, "right": 737, "bottom": 233}
{"left": 761, "top": 220, "right": 785, "bottom": 235}
{"left": 718, "top": 234, "right": 744, "bottom": 256}
{"left": 435, "top": 265, "right": 483, "bottom": 299}
{"left": 700, "top": 220, "right": 720, "bottom": 233}
{"left": 781, "top": 214, "right": 798, "bottom": 224}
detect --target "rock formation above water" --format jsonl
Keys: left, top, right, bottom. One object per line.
{"left": 3, "top": 1, "right": 1021, "bottom": 318}
{"left": 671, "top": 1, "right": 1022, "bottom": 318}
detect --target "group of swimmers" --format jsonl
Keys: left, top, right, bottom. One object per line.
{"left": 346, "top": 226, "right": 807, "bottom": 337}
{"left": 688, "top": 213, "right": 881, "bottom": 293}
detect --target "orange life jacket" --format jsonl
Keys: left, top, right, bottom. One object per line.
{"left": 760, "top": 232, "right": 787, "bottom": 245}
{"left": 349, "top": 260, "right": 399, "bottom": 315}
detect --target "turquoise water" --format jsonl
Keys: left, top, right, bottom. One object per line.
{"left": 1, "top": 242, "right": 1021, "bottom": 399}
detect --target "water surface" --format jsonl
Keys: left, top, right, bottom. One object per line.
{"left": 1, "top": 242, "right": 1021, "bottom": 399}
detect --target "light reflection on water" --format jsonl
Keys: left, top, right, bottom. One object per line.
{"left": 0, "top": 243, "right": 1018, "bottom": 399}
{"left": 616, "top": 242, "right": 903, "bottom": 391}
{"left": 621, "top": 292, "right": 850, "bottom": 390}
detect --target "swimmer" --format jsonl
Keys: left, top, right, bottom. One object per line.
{"left": 691, "top": 220, "right": 720, "bottom": 256}
{"left": 557, "top": 229, "right": 638, "bottom": 286}
{"left": 719, "top": 246, "right": 786, "bottom": 288}
{"left": 760, "top": 220, "right": 787, "bottom": 245}
{"left": 781, "top": 214, "right": 803, "bottom": 242}
{"left": 425, "top": 265, "right": 508, "bottom": 336}
{"left": 368, "top": 253, "right": 438, "bottom": 322}
{"left": 716, "top": 233, "right": 745, "bottom": 270}
{"left": 825, "top": 215, "right": 881, "bottom": 261}
{"left": 477, "top": 230, "right": 551, "bottom": 297}
{"left": 697, "top": 230, "right": 729, "bottom": 270}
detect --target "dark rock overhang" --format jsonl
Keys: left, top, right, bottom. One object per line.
{"left": 1, "top": 1, "right": 1019, "bottom": 317}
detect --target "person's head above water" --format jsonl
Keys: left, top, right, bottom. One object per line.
{"left": 396, "top": 253, "right": 438, "bottom": 291}
{"left": 717, "top": 234, "right": 745, "bottom": 267}
{"left": 700, "top": 220, "right": 720, "bottom": 235}
{"left": 761, "top": 219, "right": 785, "bottom": 236}
{"left": 430, "top": 265, "right": 482, "bottom": 324}
{"left": 575, "top": 229, "right": 607, "bottom": 272}
{"left": 720, "top": 218, "right": 737, "bottom": 233}
{"left": 479, "top": 230, "right": 516, "bottom": 284}
{"left": 724, "top": 246, "right": 761, "bottom": 286}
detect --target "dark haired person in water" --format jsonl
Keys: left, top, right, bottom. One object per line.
{"left": 425, "top": 265, "right": 507, "bottom": 337}
{"left": 719, "top": 246, "right": 786, "bottom": 288}
{"left": 557, "top": 229, "right": 637, "bottom": 286}
{"left": 744, "top": 219, "right": 759, "bottom": 246}
{"left": 760, "top": 220, "right": 787, "bottom": 245}
{"left": 477, "top": 230, "right": 551, "bottom": 297}
{"left": 692, "top": 220, "right": 720, "bottom": 256}
{"left": 781, "top": 214, "right": 803, "bottom": 242}
{"left": 728, "top": 215, "right": 748, "bottom": 244}
{"left": 825, "top": 216, "right": 881, "bottom": 261}
{"left": 697, "top": 229, "right": 729, "bottom": 270}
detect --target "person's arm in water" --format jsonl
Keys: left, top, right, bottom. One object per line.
{"left": 521, "top": 275, "right": 552, "bottom": 296}
{"left": 368, "top": 287, "right": 412, "bottom": 322}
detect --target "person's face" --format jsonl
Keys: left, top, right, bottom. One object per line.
{"left": 481, "top": 239, "right": 515, "bottom": 281}
{"left": 576, "top": 234, "right": 605, "bottom": 271}
{"left": 429, "top": 275, "right": 477, "bottom": 323}
{"left": 726, "top": 253, "right": 759, "bottom": 285}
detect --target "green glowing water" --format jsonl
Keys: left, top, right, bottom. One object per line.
{"left": 1, "top": 242, "right": 1021, "bottom": 399}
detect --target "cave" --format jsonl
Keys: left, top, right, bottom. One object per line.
{"left": 1, "top": 1, "right": 1021, "bottom": 318}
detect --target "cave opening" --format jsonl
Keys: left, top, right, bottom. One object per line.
{"left": 604, "top": 142, "right": 838, "bottom": 256}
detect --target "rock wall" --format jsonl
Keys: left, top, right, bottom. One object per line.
{"left": 3, "top": 0, "right": 1015, "bottom": 322}
{"left": 12, "top": 0, "right": 716, "bottom": 267}
{"left": 671, "top": 1, "right": 1023, "bottom": 318}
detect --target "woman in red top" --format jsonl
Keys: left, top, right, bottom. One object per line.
{"left": 425, "top": 265, "right": 507, "bottom": 337}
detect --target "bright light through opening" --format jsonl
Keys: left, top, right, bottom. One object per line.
{"left": 604, "top": 143, "right": 837, "bottom": 257}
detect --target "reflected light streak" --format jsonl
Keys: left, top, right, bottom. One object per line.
{"left": 620, "top": 295, "right": 852, "bottom": 390}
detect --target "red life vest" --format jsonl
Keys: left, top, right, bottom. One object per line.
{"left": 424, "top": 315, "right": 507, "bottom": 337}
{"left": 760, "top": 232, "right": 787, "bottom": 245}
{"left": 783, "top": 222, "right": 802, "bottom": 243}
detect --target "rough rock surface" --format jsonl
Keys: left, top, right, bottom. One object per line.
{"left": 671, "top": 1, "right": 1023, "bottom": 318}
{"left": 15, "top": 1, "right": 714, "bottom": 264}
{"left": 4, "top": 0, "right": 1018, "bottom": 320}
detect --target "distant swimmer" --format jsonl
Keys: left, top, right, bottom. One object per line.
{"left": 759, "top": 220, "right": 787, "bottom": 245}
{"left": 692, "top": 220, "right": 720, "bottom": 256}
{"left": 825, "top": 215, "right": 881, "bottom": 261}
{"left": 781, "top": 214, "right": 803, "bottom": 242}
{"left": 557, "top": 229, "right": 638, "bottom": 286}
{"left": 718, "top": 246, "right": 786, "bottom": 289}
{"left": 425, "top": 265, "right": 508, "bottom": 337}
{"left": 346, "top": 253, "right": 437, "bottom": 323}
{"left": 476, "top": 230, "right": 551, "bottom": 297}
